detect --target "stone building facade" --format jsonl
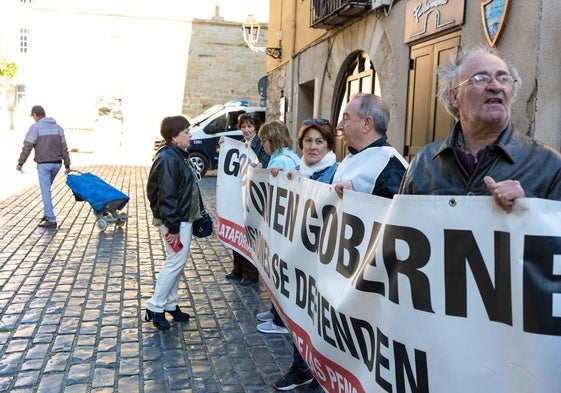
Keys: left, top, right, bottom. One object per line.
{"left": 265, "top": 0, "right": 561, "bottom": 160}
{"left": 182, "top": 14, "right": 268, "bottom": 118}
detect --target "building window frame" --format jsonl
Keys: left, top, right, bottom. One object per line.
{"left": 20, "top": 28, "right": 29, "bottom": 53}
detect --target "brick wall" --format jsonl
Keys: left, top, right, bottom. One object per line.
{"left": 182, "top": 17, "right": 268, "bottom": 119}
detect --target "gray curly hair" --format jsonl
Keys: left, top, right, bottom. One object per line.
{"left": 437, "top": 46, "right": 521, "bottom": 120}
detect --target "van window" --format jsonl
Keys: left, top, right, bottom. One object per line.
{"left": 204, "top": 114, "right": 228, "bottom": 134}
{"left": 228, "top": 111, "right": 246, "bottom": 130}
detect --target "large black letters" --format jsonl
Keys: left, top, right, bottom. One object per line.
{"left": 383, "top": 225, "right": 433, "bottom": 312}
{"left": 523, "top": 235, "right": 561, "bottom": 335}
{"left": 445, "top": 230, "right": 512, "bottom": 325}
{"left": 337, "top": 212, "right": 365, "bottom": 278}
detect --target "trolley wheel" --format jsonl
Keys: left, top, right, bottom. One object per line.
{"left": 97, "top": 219, "right": 108, "bottom": 231}
{"left": 116, "top": 219, "right": 125, "bottom": 227}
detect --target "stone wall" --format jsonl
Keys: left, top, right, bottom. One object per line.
{"left": 182, "top": 17, "right": 268, "bottom": 119}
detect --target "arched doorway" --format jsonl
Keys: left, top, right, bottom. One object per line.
{"left": 332, "top": 51, "right": 381, "bottom": 160}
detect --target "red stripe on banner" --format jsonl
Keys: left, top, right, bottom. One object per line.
{"left": 217, "top": 216, "right": 252, "bottom": 259}
{"left": 272, "top": 299, "right": 366, "bottom": 393}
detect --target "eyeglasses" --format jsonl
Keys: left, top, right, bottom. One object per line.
{"left": 302, "top": 118, "right": 330, "bottom": 126}
{"left": 454, "top": 73, "right": 517, "bottom": 89}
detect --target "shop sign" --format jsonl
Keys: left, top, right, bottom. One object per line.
{"left": 404, "top": 0, "right": 465, "bottom": 43}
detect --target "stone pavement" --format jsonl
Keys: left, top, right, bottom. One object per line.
{"left": 0, "top": 165, "right": 321, "bottom": 393}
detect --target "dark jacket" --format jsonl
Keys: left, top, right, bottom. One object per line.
{"left": 249, "top": 136, "right": 270, "bottom": 168}
{"left": 147, "top": 143, "right": 197, "bottom": 234}
{"left": 400, "top": 123, "right": 561, "bottom": 199}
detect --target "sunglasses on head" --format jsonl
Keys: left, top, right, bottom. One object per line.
{"left": 239, "top": 112, "right": 255, "bottom": 119}
{"left": 302, "top": 118, "right": 330, "bottom": 126}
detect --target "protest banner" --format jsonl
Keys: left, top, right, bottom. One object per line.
{"left": 216, "top": 137, "right": 561, "bottom": 393}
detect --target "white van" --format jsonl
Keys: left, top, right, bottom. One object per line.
{"left": 154, "top": 100, "right": 265, "bottom": 175}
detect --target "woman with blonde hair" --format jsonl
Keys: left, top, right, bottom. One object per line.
{"left": 258, "top": 120, "right": 300, "bottom": 173}
{"left": 254, "top": 120, "right": 300, "bottom": 335}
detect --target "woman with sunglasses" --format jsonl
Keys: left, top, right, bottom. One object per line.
{"left": 267, "top": 118, "right": 338, "bottom": 391}
{"left": 294, "top": 118, "right": 339, "bottom": 183}
{"left": 225, "top": 112, "right": 271, "bottom": 286}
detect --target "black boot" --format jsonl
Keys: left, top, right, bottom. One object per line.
{"left": 166, "top": 305, "right": 190, "bottom": 322}
{"left": 144, "top": 309, "right": 171, "bottom": 330}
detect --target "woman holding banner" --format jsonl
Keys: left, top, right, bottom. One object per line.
{"left": 254, "top": 120, "right": 300, "bottom": 335}
{"left": 225, "top": 113, "right": 270, "bottom": 287}
{"left": 267, "top": 119, "right": 339, "bottom": 391}
{"left": 273, "top": 94, "right": 406, "bottom": 391}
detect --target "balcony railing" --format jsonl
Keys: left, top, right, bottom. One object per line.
{"left": 310, "top": 0, "right": 372, "bottom": 29}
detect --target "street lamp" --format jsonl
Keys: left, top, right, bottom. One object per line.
{"left": 242, "top": 15, "right": 282, "bottom": 60}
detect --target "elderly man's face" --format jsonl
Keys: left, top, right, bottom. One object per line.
{"left": 337, "top": 98, "right": 363, "bottom": 150}
{"left": 451, "top": 53, "right": 514, "bottom": 132}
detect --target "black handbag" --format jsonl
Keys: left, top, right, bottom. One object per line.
{"left": 193, "top": 188, "right": 213, "bottom": 238}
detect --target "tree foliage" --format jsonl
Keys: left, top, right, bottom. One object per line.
{"left": 0, "top": 58, "right": 17, "bottom": 79}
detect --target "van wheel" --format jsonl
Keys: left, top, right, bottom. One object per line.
{"left": 189, "top": 153, "right": 209, "bottom": 176}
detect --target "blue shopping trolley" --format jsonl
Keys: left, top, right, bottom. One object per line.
{"left": 66, "top": 171, "right": 129, "bottom": 231}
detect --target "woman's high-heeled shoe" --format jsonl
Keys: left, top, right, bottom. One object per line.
{"left": 144, "top": 309, "right": 171, "bottom": 330}
{"left": 166, "top": 306, "right": 190, "bottom": 322}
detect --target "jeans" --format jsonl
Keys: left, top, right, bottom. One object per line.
{"left": 147, "top": 222, "right": 193, "bottom": 313}
{"left": 293, "top": 343, "right": 308, "bottom": 370}
{"left": 231, "top": 250, "right": 259, "bottom": 281}
{"left": 271, "top": 305, "right": 284, "bottom": 327}
{"left": 37, "top": 162, "right": 62, "bottom": 222}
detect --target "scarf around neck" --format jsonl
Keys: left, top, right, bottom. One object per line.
{"left": 299, "top": 151, "right": 337, "bottom": 178}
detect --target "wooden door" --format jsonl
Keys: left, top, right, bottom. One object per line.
{"left": 404, "top": 32, "right": 461, "bottom": 161}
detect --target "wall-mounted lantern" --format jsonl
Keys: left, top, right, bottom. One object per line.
{"left": 242, "top": 14, "right": 282, "bottom": 60}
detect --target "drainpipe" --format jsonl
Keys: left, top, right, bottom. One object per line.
{"left": 285, "top": 0, "right": 298, "bottom": 134}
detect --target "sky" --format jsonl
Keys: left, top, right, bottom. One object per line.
{"left": 0, "top": 0, "right": 270, "bottom": 162}
{"left": 35, "top": 0, "right": 270, "bottom": 23}
{"left": 192, "top": 0, "right": 269, "bottom": 22}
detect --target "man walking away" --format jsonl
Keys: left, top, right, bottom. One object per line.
{"left": 17, "top": 105, "right": 71, "bottom": 229}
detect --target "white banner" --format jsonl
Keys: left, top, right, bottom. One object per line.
{"left": 216, "top": 138, "right": 561, "bottom": 393}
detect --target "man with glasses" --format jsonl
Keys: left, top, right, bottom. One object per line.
{"left": 400, "top": 46, "right": 561, "bottom": 208}
{"left": 277, "top": 94, "right": 406, "bottom": 392}
{"left": 333, "top": 93, "right": 408, "bottom": 199}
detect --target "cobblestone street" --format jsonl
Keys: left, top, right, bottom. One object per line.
{"left": 0, "top": 164, "right": 314, "bottom": 393}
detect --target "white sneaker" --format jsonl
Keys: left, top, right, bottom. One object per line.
{"left": 257, "top": 321, "right": 289, "bottom": 334}
{"left": 256, "top": 310, "right": 274, "bottom": 322}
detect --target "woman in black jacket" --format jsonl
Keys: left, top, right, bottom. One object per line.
{"left": 145, "top": 116, "right": 201, "bottom": 330}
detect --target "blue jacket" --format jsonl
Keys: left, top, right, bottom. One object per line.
{"left": 309, "top": 163, "right": 339, "bottom": 184}
{"left": 268, "top": 147, "right": 299, "bottom": 171}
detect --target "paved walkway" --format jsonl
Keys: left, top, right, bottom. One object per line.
{"left": 0, "top": 165, "right": 317, "bottom": 393}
